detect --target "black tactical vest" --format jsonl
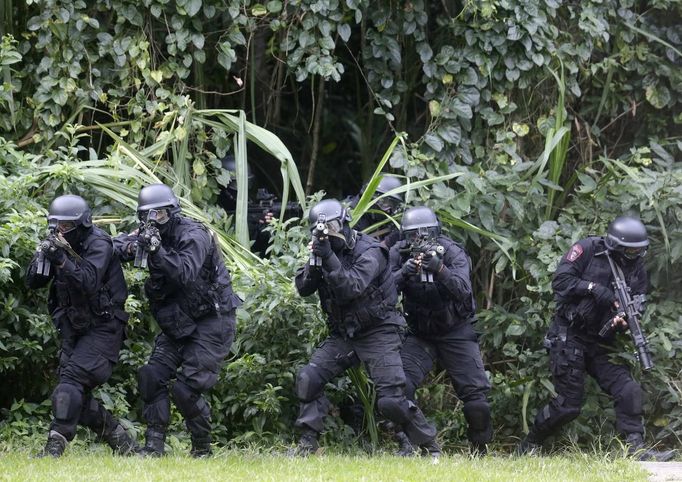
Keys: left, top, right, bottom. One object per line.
{"left": 401, "top": 236, "right": 476, "bottom": 336}
{"left": 318, "top": 233, "right": 401, "bottom": 338}
{"left": 144, "top": 217, "right": 240, "bottom": 338}
{"left": 49, "top": 226, "right": 129, "bottom": 331}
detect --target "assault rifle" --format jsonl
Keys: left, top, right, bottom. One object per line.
{"left": 309, "top": 214, "right": 329, "bottom": 268}
{"left": 249, "top": 188, "right": 302, "bottom": 220}
{"left": 400, "top": 235, "right": 445, "bottom": 283}
{"left": 134, "top": 211, "right": 161, "bottom": 269}
{"left": 36, "top": 229, "right": 81, "bottom": 275}
{"left": 598, "top": 252, "right": 653, "bottom": 371}
{"left": 35, "top": 229, "right": 56, "bottom": 276}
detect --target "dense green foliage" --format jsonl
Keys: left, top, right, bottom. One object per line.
{"left": 1, "top": 0, "right": 681, "bottom": 454}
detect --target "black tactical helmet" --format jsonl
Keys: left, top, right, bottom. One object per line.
{"left": 137, "top": 184, "right": 181, "bottom": 214}
{"left": 308, "top": 199, "right": 351, "bottom": 230}
{"left": 605, "top": 216, "right": 649, "bottom": 259}
{"left": 401, "top": 206, "right": 440, "bottom": 241}
{"left": 375, "top": 175, "right": 404, "bottom": 202}
{"left": 222, "top": 155, "right": 254, "bottom": 191}
{"left": 47, "top": 195, "right": 92, "bottom": 229}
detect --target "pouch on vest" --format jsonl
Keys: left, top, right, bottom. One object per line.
{"left": 66, "top": 306, "right": 91, "bottom": 332}
{"left": 154, "top": 303, "right": 196, "bottom": 339}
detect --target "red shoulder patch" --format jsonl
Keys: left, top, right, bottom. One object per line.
{"left": 566, "top": 243, "right": 584, "bottom": 262}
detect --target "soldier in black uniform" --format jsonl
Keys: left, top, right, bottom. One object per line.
{"left": 114, "top": 184, "right": 241, "bottom": 457}
{"left": 26, "top": 195, "right": 137, "bottom": 457}
{"left": 390, "top": 206, "right": 492, "bottom": 455}
{"left": 291, "top": 199, "right": 439, "bottom": 456}
{"left": 518, "top": 216, "right": 675, "bottom": 461}
{"left": 349, "top": 175, "right": 404, "bottom": 249}
{"left": 217, "top": 155, "right": 273, "bottom": 257}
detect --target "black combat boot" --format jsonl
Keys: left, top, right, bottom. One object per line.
{"left": 420, "top": 438, "right": 442, "bottom": 460}
{"left": 190, "top": 435, "right": 212, "bottom": 458}
{"left": 288, "top": 429, "right": 319, "bottom": 457}
{"left": 516, "top": 429, "right": 542, "bottom": 456}
{"left": 470, "top": 441, "right": 488, "bottom": 457}
{"left": 626, "top": 433, "right": 676, "bottom": 462}
{"left": 102, "top": 424, "right": 139, "bottom": 456}
{"left": 394, "top": 431, "right": 416, "bottom": 457}
{"left": 138, "top": 427, "right": 165, "bottom": 457}
{"left": 37, "top": 430, "right": 68, "bottom": 458}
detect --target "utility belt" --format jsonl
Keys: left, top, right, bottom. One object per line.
{"left": 327, "top": 289, "right": 393, "bottom": 339}
{"left": 405, "top": 301, "right": 466, "bottom": 336}
{"left": 555, "top": 305, "right": 606, "bottom": 340}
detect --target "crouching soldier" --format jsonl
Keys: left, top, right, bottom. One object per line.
{"left": 27, "top": 195, "right": 137, "bottom": 457}
{"left": 114, "top": 184, "right": 240, "bottom": 457}
{"left": 390, "top": 206, "right": 492, "bottom": 455}
{"left": 518, "top": 216, "right": 675, "bottom": 461}
{"left": 291, "top": 199, "right": 440, "bottom": 457}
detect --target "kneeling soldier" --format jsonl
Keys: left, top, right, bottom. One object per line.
{"left": 390, "top": 206, "right": 492, "bottom": 455}
{"left": 292, "top": 199, "right": 440, "bottom": 457}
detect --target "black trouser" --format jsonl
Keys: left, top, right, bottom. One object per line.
{"left": 529, "top": 319, "right": 644, "bottom": 441}
{"left": 138, "top": 311, "right": 236, "bottom": 441}
{"left": 294, "top": 324, "right": 437, "bottom": 445}
{"left": 401, "top": 322, "right": 492, "bottom": 446}
{"left": 50, "top": 316, "right": 125, "bottom": 441}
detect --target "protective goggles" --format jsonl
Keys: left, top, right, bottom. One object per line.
{"left": 375, "top": 197, "right": 400, "bottom": 214}
{"left": 54, "top": 220, "right": 77, "bottom": 234}
{"left": 622, "top": 246, "right": 647, "bottom": 260}
{"left": 324, "top": 219, "right": 343, "bottom": 233}
{"left": 402, "top": 227, "right": 435, "bottom": 243}
{"left": 138, "top": 208, "right": 171, "bottom": 225}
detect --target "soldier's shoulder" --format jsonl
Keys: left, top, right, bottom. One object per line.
{"left": 178, "top": 216, "right": 208, "bottom": 231}
{"left": 87, "top": 226, "right": 114, "bottom": 244}
{"left": 563, "top": 236, "right": 602, "bottom": 262}
{"left": 438, "top": 235, "right": 465, "bottom": 253}
{"left": 355, "top": 232, "right": 385, "bottom": 254}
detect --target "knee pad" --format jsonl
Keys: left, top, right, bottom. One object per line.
{"left": 617, "top": 381, "right": 643, "bottom": 416}
{"left": 377, "top": 396, "right": 411, "bottom": 424}
{"left": 295, "top": 365, "right": 325, "bottom": 403}
{"left": 463, "top": 400, "right": 492, "bottom": 444}
{"left": 138, "top": 364, "right": 167, "bottom": 402}
{"left": 52, "top": 383, "right": 83, "bottom": 422}
{"left": 171, "top": 381, "right": 209, "bottom": 420}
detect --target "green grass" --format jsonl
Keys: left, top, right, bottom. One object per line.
{"left": 0, "top": 451, "right": 647, "bottom": 482}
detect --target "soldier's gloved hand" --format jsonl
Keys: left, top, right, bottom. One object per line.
{"left": 592, "top": 283, "right": 616, "bottom": 307}
{"left": 44, "top": 246, "right": 66, "bottom": 265}
{"left": 421, "top": 251, "right": 443, "bottom": 273}
{"left": 260, "top": 211, "right": 274, "bottom": 224}
{"left": 311, "top": 236, "right": 333, "bottom": 259}
{"left": 401, "top": 258, "right": 419, "bottom": 277}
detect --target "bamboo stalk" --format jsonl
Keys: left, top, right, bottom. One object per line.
{"left": 305, "top": 77, "right": 326, "bottom": 195}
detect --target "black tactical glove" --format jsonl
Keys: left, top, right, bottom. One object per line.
{"left": 44, "top": 244, "right": 66, "bottom": 265}
{"left": 421, "top": 251, "right": 443, "bottom": 273}
{"left": 592, "top": 283, "right": 616, "bottom": 307}
{"left": 311, "top": 236, "right": 333, "bottom": 259}
{"left": 401, "top": 258, "right": 419, "bottom": 277}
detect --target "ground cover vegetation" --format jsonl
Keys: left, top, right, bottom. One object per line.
{"left": 0, "top": 452, "right": 649, "bottom": 482}
{"left": 0, "top": 0, "right": 681, "bottom": 456}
